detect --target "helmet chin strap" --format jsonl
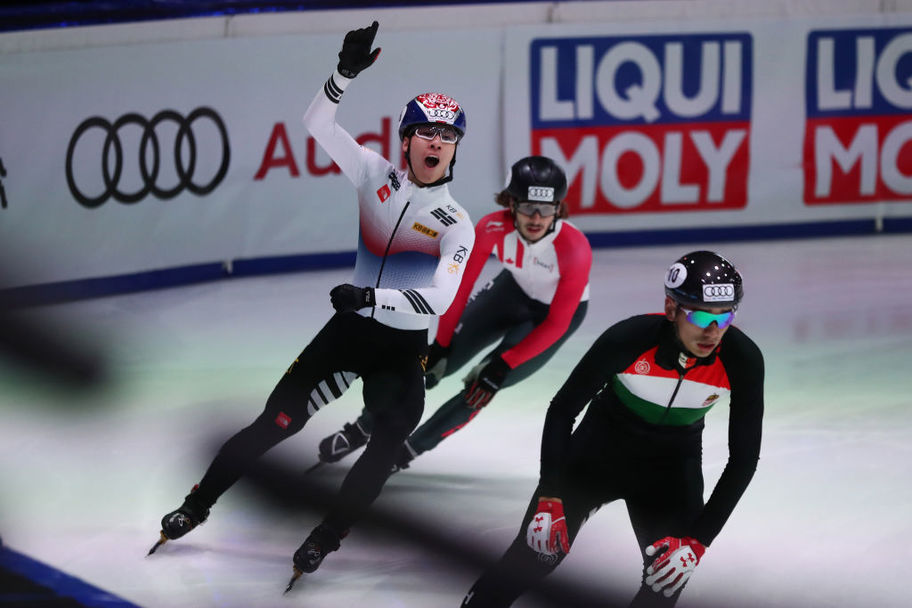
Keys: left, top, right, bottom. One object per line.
{"left": 405, "top": 139, "right": 457, "bottom": 188}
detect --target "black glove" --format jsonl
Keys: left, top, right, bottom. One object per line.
{"left": 423, "top": 341, "right": 450, "bottom": 389}
{"left": 337, "top": 20, "right": 381, "bottom": 79}
{"left": 463, "top": 355, "right": 510, "bottom": 409}
{"left": 330, "top": 284, "right": 375, "bottom": 313}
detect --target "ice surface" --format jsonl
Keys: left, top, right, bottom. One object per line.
{"left": 2, "top": 234, "right": 910, "bottom": 607}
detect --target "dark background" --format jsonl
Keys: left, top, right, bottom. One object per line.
{"left": 0, "top": 0, "right": 556, "bottom": 33}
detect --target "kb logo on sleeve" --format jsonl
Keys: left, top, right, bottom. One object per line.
{"left": 65, "top": 107, "right": 230, "bottom": 208}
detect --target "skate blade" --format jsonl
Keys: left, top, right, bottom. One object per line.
{"left": 284, "top": 568, "right": 303, "bottom": 594}
{"left": 146, "top": 531, "right": 168, "bottom": 556}
{"left": 304, "top": 461, "right": 325, "bottom": 475}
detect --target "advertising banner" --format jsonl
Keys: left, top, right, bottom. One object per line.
{"left": 804, "top": 27, "right": 912, "bottom": 204}
{"left": 0, "top": 28, "right": 502, "bottom": 287}
{"left": 528, "top": 31, "right": 752, "bottom": 215}
{"left": 503, "top": 15, "right": 912, "bottom": 234}
{"left": 2, "top": 11, "right": 911, "bottom": 291}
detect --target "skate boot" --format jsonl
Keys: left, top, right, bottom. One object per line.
{"left": 293, "top": 523, "right": 346, "bottom": 573}
{"left": 161, "top": 484, "right": 210, "bottom": 540}
{"left": 318, "top": 421, "right": 370, "bottom": 463}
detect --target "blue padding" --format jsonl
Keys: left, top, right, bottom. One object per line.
{"left": 230, "top": 251, "right": 356, "bottom": 276}
{"left": 884, "top": 216, "right": 912, "bottom": 232}
{"left": 585, "top": 219, "right": 876, "bottom": 248}
{"left": 0, "top": 544, "right": 141, "bottom": 608}
{"left": 0, "top": 262, "right": 225, "bottom": 307}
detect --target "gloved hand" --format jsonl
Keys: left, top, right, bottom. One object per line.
{"left": 525, "top": 497, "right": 570, "bottom": 555}
{"left": 423, "top": 341, "right": 450, "bottom": 389}
{"left": 330, "top": 284, "right": 375, "bottom": 313}
{"left": 337, "top": 20, "right": 381, "bottom": 78}
{"left": 644, "top": 536, "right": 706, "bottom": 597}
{"left": 463, "top": 355, "right": 510, "bottom": 409}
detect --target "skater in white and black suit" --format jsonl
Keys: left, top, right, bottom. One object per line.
{"left": 461, "top": 251, "right": 764, "bottom": 608}
{"left": 317, "top": 156, "right": 592, "bottom": 472}
{"left": 153, "top": 20, "right": 475, "bottom": 579}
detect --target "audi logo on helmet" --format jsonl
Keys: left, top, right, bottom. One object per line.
{"left": 702, "top": 284, "right": 735, "bottom": 302}
{"left": 399, "top": 92, "right": 466, "bottom": 140}
{"left": 426, "top": 108, "right": 456, "bottom": 121}
{"left": 526, "top": 186, "right": 555, "bottom": 202}
{"left": 65, "top": 107, "right": 230, "bottom": 209}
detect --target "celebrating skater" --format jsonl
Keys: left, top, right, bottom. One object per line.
{"left": 148, "top": 20, "right": 475, "bottom": 588}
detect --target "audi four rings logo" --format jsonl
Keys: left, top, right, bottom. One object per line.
{"left": 703, "top": 283, "right": 735, "bottom": 302}
{"left": 426, "top": 108, "right": 455, "bottom": 120}
{"left": 65, "top": 108, "right": 230, "bottom": 208}
{"left": 526, "top": 186, "right": 555, "bottom": 202}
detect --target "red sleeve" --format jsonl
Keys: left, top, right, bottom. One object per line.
{"left": 434, "top": 210, "right": 507, "bottom": 347}
{"left": 500, "top": 224, "right": 592, "bottom": 369}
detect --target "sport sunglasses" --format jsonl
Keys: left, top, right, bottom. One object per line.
{"left": 413, "top": 124, "right": 460, "bottom": 144}
{"left": 678, "top": 306, "right": 736, "bottom": 329}
{"left": 515, "top": 202, "right": 559, "bottom": 217}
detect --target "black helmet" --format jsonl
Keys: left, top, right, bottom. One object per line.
{"left": 664, "top": 251, "right": 743, "bottom": 309}
{"left": 505, "top": 156, "right": 568, "bottom": 203}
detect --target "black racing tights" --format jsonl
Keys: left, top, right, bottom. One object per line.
{"left": 191, "top": 311, "right": 427, "bottom": 533}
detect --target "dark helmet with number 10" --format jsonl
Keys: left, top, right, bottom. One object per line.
{"left": 664, "top": 251, "right": 743, "bottom": 310}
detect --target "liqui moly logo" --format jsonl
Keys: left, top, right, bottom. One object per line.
{"left": 804, "top": 28, "right": 912, "bottom": 204}
{"left": 529, "top": 33, "right": 752, "bottom": 215}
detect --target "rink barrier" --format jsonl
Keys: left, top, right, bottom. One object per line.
{"left": 0, "top": 542, "right": 140, "bottom": 608}
{"left": 3, "top": 5, "right": 912, "bottom": 295}
{"left": 584, "top": 218, "right": 882, "bottom": 248}
{"left": 1, "top": 220, "right": 905, "bottom": 308}
{"left": 0, "top": 251, "right": 356, "bottom": 307}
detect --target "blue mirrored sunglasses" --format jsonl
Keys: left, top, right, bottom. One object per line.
{"left": 515, "top": 202, "right": 558, "bottom": 217}
{"left": 679, "top": 306, "right": 735, "bottom": 329}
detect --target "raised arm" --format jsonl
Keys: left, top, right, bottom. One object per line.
{"left": 301, "top": 21, "right": 382, "bottom": 183}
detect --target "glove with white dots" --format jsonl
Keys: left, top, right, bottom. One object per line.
{"left": 644, "top": 536, "right": 706, "bottom": 597}
{"left": 525, "top": 498, "right": 570, "bottom": 556}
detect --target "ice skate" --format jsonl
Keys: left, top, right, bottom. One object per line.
{"left": 285, "top": 523, "right": 346, "bottom": 592}
{"left": 147, "top": 485, "right": 210, "bottom": 555}
{"left": 318, "top": 421, "right": 370, "bottom": 463}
